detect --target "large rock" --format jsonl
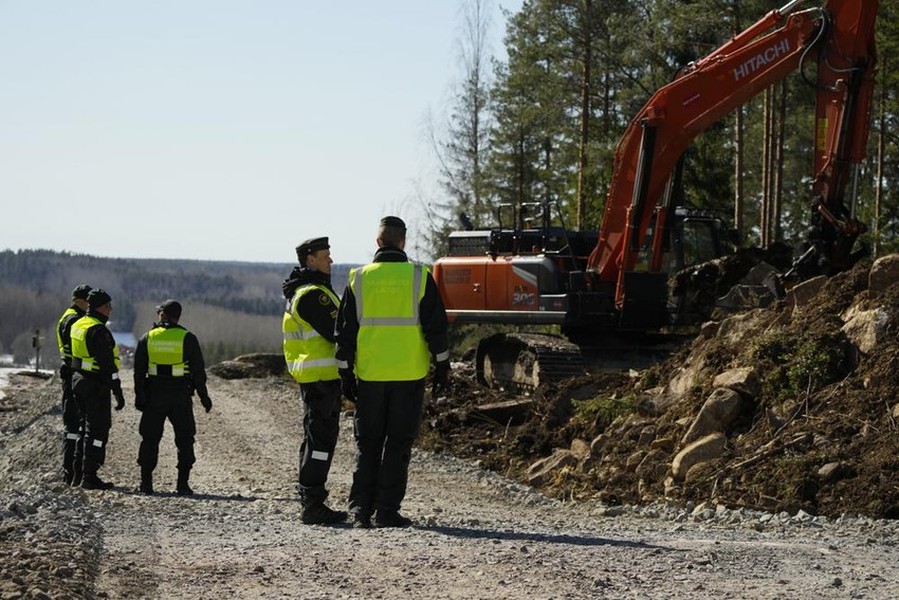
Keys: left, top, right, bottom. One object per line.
{"left": 785, "top": 275, "right": 827, "bottom": 310}
{"left": 526, "top": 449, "right": 578, "bottom": 486}
{"left": 681, "top": 387, "right": 744, "bottom": 446}
{"left": 569, "top": 438, "right": 590, "bottom": 461}
{"left": 209, "top": 353, "right": 287, "bottom": 379}
{"left": 841, "top": 307, "right": 890, "bottom": 355}
{"left": 671, "top": 432, "right": 727, "bottom": 481}
{"left": 868, "top": 254, "right": 899, "bottom": 298}
{"left": 712, "top": 367, "right": 760, "bottom": 399}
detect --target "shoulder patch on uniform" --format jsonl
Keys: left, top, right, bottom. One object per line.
{"left": 318, "top": 293, "right": 332, "bottom": 306}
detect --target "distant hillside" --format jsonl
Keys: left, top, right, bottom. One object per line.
{"left": 0, "top": 249, "right": 357, "bottom": 365}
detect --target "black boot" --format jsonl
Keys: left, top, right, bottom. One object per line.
{"left": 176, "top": 468, "right": 193, "bottom": 496}
{"left": 301, "top": 502, "right": 348, "bottom": 525}
{"left": 139, "top": 468, "right": 154, "bottom": 495}
{"left": 81, "top": 472, "right": 114, "bottom": 490}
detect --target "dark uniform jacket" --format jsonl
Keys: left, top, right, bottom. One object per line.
{"left": 282, "top": 266, "right": 339, "bottom": 343}
{"left": 133, "top": 322, "right": 210, "bottom": 401}
{"left": 334, "top": 246, "right": 449, "bottom": 371}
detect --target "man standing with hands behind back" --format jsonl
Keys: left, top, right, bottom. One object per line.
{"left": 282, "top": 236, "right": 347, "bottom": 525}
{"left": 133, "top": 300, "right": 212, "bottom": 496}
{"left": 335, "top": 216, "right": 450, "bottom": 529}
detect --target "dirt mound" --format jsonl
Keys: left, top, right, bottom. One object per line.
{"left": 209, "top": 353, "right": 286, "bottom": 379}
{"left": 425, "top": 255, "right": 899, "bottom": 519}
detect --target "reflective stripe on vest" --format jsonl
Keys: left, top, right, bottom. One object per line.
{"left": 70, "top": 315, "right": 121, "bottom": 373}
{"left": 282, "top": 284, "right": 339, "bottom": 383}
{"left": 147, "top": 326, "right": 189, "bottom": 377}
{"left": 56, "top": 307, "right": 79, "bottom": 360}
{"left": 351, "top": 262, "right": 429, "bottom": 381}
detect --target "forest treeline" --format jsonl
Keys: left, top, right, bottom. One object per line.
{"left": 427, "top": 0, "right": 899, "bottom": 259}
{"left": 0, "top": 249, "right": 354, "bottom": 366}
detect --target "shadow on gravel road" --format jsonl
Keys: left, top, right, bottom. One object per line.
{"left": 110, "top": 488, "right": 298, "bottom": 503}
{"left": 421, "top": 525, "right": 676, "bottom": 550}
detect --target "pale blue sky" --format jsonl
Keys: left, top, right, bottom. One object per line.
{"left": 0, "top": 0, "right": 521, "bottom": 265}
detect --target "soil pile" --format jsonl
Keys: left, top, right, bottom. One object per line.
{"left": 424, "top": 255, "right": 899, "bottom": 519}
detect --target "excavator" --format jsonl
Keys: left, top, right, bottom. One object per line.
{"left": 431, "top": 0, "right": 878, "bottom": 390}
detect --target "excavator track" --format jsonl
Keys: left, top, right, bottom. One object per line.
{"left": 475, "top": 332, "right": 692, "bottom": 392}
{"left": 475, "top": 333, "right": 586, "bottom": 392}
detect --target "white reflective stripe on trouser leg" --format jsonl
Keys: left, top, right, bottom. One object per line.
{"left": 65, "top": 433, "right": 80, "bottom": 440}
{"left": 311, "top": 450, "right": 329, "bottom": 461}
{"left": 92, "top": 439, "right": 104, "bottom": 448}
{"left": 435, "top": 350, "right": 450, "bottom": 362}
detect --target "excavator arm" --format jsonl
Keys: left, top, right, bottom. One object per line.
{"left": 587, "top": 0, "right": 877, "bottom": 306}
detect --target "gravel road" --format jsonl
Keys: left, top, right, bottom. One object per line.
{"left": 2, "top": 372, "right": 899, "bottom": 599}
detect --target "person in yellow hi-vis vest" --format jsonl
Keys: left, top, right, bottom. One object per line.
{"left": 56, "top": 283, "right": 92, "bottom": 486}
{"left": 71, "top": 288, "right": 125, "bottom": 490}
{"left": 133, "top": 300, "right": 212, "bottom": 496}
{"left": 335, "top": 216, "right": 450, "bottom": 529}
{"left": 282, "top": 236, "right": 347, "bottom": 525}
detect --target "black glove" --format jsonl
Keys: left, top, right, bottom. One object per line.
{"left": 135, "top": 394, "right": 147, "bottom": 412}
{"left": 200, "top": 395, "right": 213, "bottom": 413}
{"left": 339, "top": 368, "right": 358, "bottom": 403}
{"left": 431, "top": 360, "right": 450, "bottom": 397}
{"left": 112, "top": 381, "right": 125, "bottom": 411}
{"left": 59, "top": 363, "right": 71, "bottom": 378}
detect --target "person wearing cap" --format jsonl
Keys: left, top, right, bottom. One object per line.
{"left": 70, "top": 288, "right": 125, "bottom": 490}
{"left": 56, "top": 284, "right": 92, "bottom": 486}
{"left": 335, "top": 216, "right": 450, "bottom": 528}
{"left": 133, "top": 299, "right": 213, "bottom": 496}
{"left": 281, "top": 236, "right": 348, "bottom": 525}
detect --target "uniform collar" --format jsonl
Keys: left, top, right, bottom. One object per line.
{"left": 373, "top": 246, "right": 408, "bottom": 263}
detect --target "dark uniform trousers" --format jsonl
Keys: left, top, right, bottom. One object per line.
{"left": 348, "top": 379, "right": 425, "bottom": 516}
{"left": 298, "top": 379, "right": 342, "bottom": 505}
{"left": 61, "top": 367, "right": 84, "bottom": 477}
{"left": 71, "top": 376, "right": 112, "bottom": 476}
{"left": 138, "top": 387, "right": 197, "bottom": 471}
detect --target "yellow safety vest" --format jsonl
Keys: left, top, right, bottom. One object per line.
{"left": 282, "top": 284, "right": 339, "bottom": 383}
{"left": 350, "top": 262, "right": 429, "bottom": 381}
{"left": 70, "top": 315, "right": 121, "bottom": 373}
{"left": 147, "top": 326, "right": 190, "bottom": 377}
{"left": 56, "top": 307, "right": 79, "bottom": 361}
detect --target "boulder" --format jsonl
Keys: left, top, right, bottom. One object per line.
{"left": 868, "top": 254, "right": 899, "bottom": 298}
{"left": 526, "top": 449, "right": 578, "bottom": 486}
{"left": 841, "top": 307, "right": 890, "bottom": 355}
{"left": 569, "top": 438, "right": 590, "bottom": 461}
{"left": 681, "top": 388, "right": 744, "bottom": 446}
{"left": 785, "top": 275, "right": 827, "bottom": 310}
{"left": 671, "top": 433, "right": 727, "bottom": 481}
{"left": 712, "top": 367, "right": 760, "bottom": 399}
{"left": 209, "top": 353, "right": 286, "bottom": 379}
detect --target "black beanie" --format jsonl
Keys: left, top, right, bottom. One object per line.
{"left": 87, "top": 288, "right": 112, "bottom": 309}
{"left": 72, "top": 284, "right": 93, "bottom": 300}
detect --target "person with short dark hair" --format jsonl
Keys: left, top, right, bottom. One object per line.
{"left": 335, "top": 216, "right": 450, "bottom": 528}
{"left": 133, "top": 299, "right": 212, "bottom": 496}
{"left": 70, "top": 288, "right": 125, "bottom": 490}
{"left": 282, "top": 236, "right": 347, "bottom": 525}
{"left": 56, "top": 284, "right": 92, "bottom": 486}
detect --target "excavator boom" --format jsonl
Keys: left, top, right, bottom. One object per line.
{"left": 589, "top": 0, "right": 877, "bottom": 303}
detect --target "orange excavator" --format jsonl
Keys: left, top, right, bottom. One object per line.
{"left": 432, "top": 0, "right": 878, "bottom": 389}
